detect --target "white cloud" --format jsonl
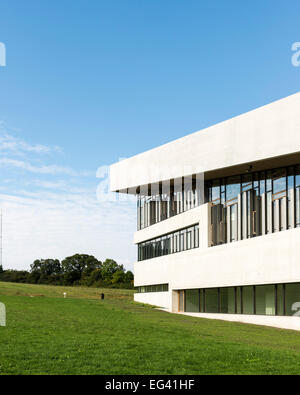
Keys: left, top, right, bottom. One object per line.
{"left": 0, "top": 192, "right": 136, "bottom": 271}
{"left": 0, "top": 122, "right": 137, "bottom": 271}
{"left": 0, "top": 125, "right": 62, "bottom": 155}
{"left": 0, "top": 158, "right": 77, "bottom": 176}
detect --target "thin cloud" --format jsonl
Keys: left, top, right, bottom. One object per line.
{"left": 0, "top": 192, "right": 136, "bottom": 271}
{"left": 0, "top": 158, "right": 77, "bottom": 176}
{"left": 0, "top": 126, "right": 63, "bottom": 155}
{"left": 0, "top": 122, "right": 136, "bottom": 271}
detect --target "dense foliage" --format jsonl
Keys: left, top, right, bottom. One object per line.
{"left": 0, "top": 255, "right": 134, "bottom": 289}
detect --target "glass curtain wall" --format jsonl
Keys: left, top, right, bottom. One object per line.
{"left": 138, "top": 225, "right": 199, "bottom": 262}
{"left": 185, "top": 289, "right": 200, "bottom": 312}
{"left": 209, "top": 165, "right": 300, "bottom": 246}
{"left": 137, "top": 164, "right": 300, "bottom": 241}
{"left": 137, "top": 177, "right": 203, "bottom": 230}
{"left": 182, "top": 282, "right": 300, "bottom": 316}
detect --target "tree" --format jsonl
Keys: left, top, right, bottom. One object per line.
{"left": 0, "top": 270, "right": 30, "bottom": 283}
{"left": 101, "top": 259, "right": 125, "bottom": 284}
{"left": 124, "top": 270, "right": 134, "bottom": 284}
{"left": 30, "top": 259, "right": 61, "bottom": 276}
{"left": 88, "top": 268, "right": 103, "bottom": 284}
{"left": 0, "top": 255, "right": 134, "bottom": 289}
{"left": 111, "top": 270, "right": 125, "bottom": 284}
{"left": 61, "top": 254, "right": 102, "bottom": 285}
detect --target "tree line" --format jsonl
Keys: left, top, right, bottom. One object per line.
{"left": 0, "top": 254, "right": 134, "bottom": 289}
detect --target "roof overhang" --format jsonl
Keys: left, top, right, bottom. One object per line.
{"left": 110, "top": 92, "right": 300, "bottom": 194}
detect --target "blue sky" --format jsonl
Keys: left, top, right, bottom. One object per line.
{"left": 0, "top": 0, "right": 300, "bottom": 270}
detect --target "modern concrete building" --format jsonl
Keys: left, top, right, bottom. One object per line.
{"left": 110, "top": 92, "right": 300, "bottom": 329}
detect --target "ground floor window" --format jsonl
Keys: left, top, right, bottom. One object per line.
{"left": 135, "top": 283, "right": 169, "bottom": 293}
{"left": 180, "top": 282, "right": 300, "bottom": 316}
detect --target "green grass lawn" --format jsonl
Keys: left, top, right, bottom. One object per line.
{"left": 1, "top": 281, "right": 300, "bottom": 375}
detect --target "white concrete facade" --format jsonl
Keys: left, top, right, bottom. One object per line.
{"left": 110, "top": 92, "right": 300, "bottom": 330}
{"left": 134, "top": 208, "right": 300, "bottom": 290}
{"left": 135, "top": 292, "right": 171, "bottom": 310}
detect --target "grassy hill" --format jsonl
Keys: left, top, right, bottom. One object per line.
{"left": 1, "top": 281, "right": 300, "bottom": 375}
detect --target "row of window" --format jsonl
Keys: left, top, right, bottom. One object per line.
{"left": 137, "top": 177, "right": 203, "bottom": 230}
{"left": 137, "top": 164, "right": 300, "bottom": 236}
{"left": 138, "top": 225, "right": 199, "bottom": 262}
{"left": 180, "top": 282, "right": 300, "bottom": 316}
{"left": 135, "top": 284, "right": 169, "bottom": 293}
{"left": 209, "top": 165, "right": 300, "bottom": 246}
{"left": 208, "top": 166, "right": 300, "bottom": 206}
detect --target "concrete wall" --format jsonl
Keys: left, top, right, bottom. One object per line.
{"left": 178, "top": 312, "right": 300, "bottom": 332}
{"left": 135, "top": 227, "right": 300, "bottom": 289}
{"left": 111, "top": 92, "right": 300, "bottom": 192}
{"left": 134, "top": 291, "right": 172, "bottom": 310}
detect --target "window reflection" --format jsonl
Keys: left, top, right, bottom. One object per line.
{"left": 138, "top": 224, "right": 199, "bottom": 262}
{"left": 182, "top": 282, "right": 300, "bottom": 317}
{"left": 135, "top": 283, "right": 169, "bottom": 293}
{"left": 137, "top": 164, "right": 300, "bottom": 245}
{"left": 137, "top": 178, "right": 201, "bottom": 230}
{"left": 208, "top": 164, "right": 300, "bottom": 246}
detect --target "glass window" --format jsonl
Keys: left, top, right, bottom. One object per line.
{"left": 259, "top": 172, "right": 266, "bottom": 195}
{"left": 181, "top": 229, "right": 186, "bottom": 251}
{"left": 255, "top": 285, "right": 275, "bottom": 315}
{"left": 266, "top": 171, "right": 272, "bottom": 193}
{"left": 266, "top": 190, "right": 272, "bottom": 234}
{"left": 220, "top": 288, "right": 229, "bottom": 314}
{"left": 236, "top": 287, "right": 242, "bottom": 314}
{"left": 210, "top": 179, "right": 221, "bottom": 204}
{"left": 186, "top": 228, "right": 192, "bottom": 249}
{"left": 140, "top": 196, "right": 145, "bottom": 230}
{"left": 243, "top": 286, "right": 254, "bottom": 315}
{"left": 170, "top": 190, "right": 177, "bottom": 217}
{"left": 242, "top": 174, "right": 252, "bottom": 192}
{"left": 205, "top": 288, "right": 219, "bottom": 313}
{"left": 273, "top": 168, "right": 286, "bottom": 196}
{"left": 295, "top": 166, "right": 300, "bottom": 188}
{"left": 295, "top": 166, "right": 300, "bottom": 227}
{"left": 226, "top": 176, "right": 240, "bottom": 202}
{"left": 287, "top": 167, "right": 295, "bottom": 229}
{"left": 185, "top": 289, "right": 200, "bottom": 312}
{"left": 285, "top": 283, "right": 300, "bottom": 316}
{"left": 138, "top": 225, "right": 198, "bottom": 261}
{"left": 199, "top": 289, "right": 204, "bottom": 312}
{"left": 229, "top": 203, "right": 238, "bottom": 242}
{"left": 276, "top": 284, "right": 285, "bottom": 316}
{"left": 228, "top": 287, "right": 236, "bottom": 314}
{"left": 195, "top": 225, "right": 199, "bottom": 248}
{"left": 253, "top": 173, "right": 259, "bottom": 192}
{"left": 182, "top": 283, "right": 300, "bottom": 317}
{"left": 135, "top": 284, "right": 169, "bottom": 293}
{"left": 137, "top": 163, "right": 300, "bottom": 236}
{"left": 296, "top": 187, "right": 300, "bottom": 227}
